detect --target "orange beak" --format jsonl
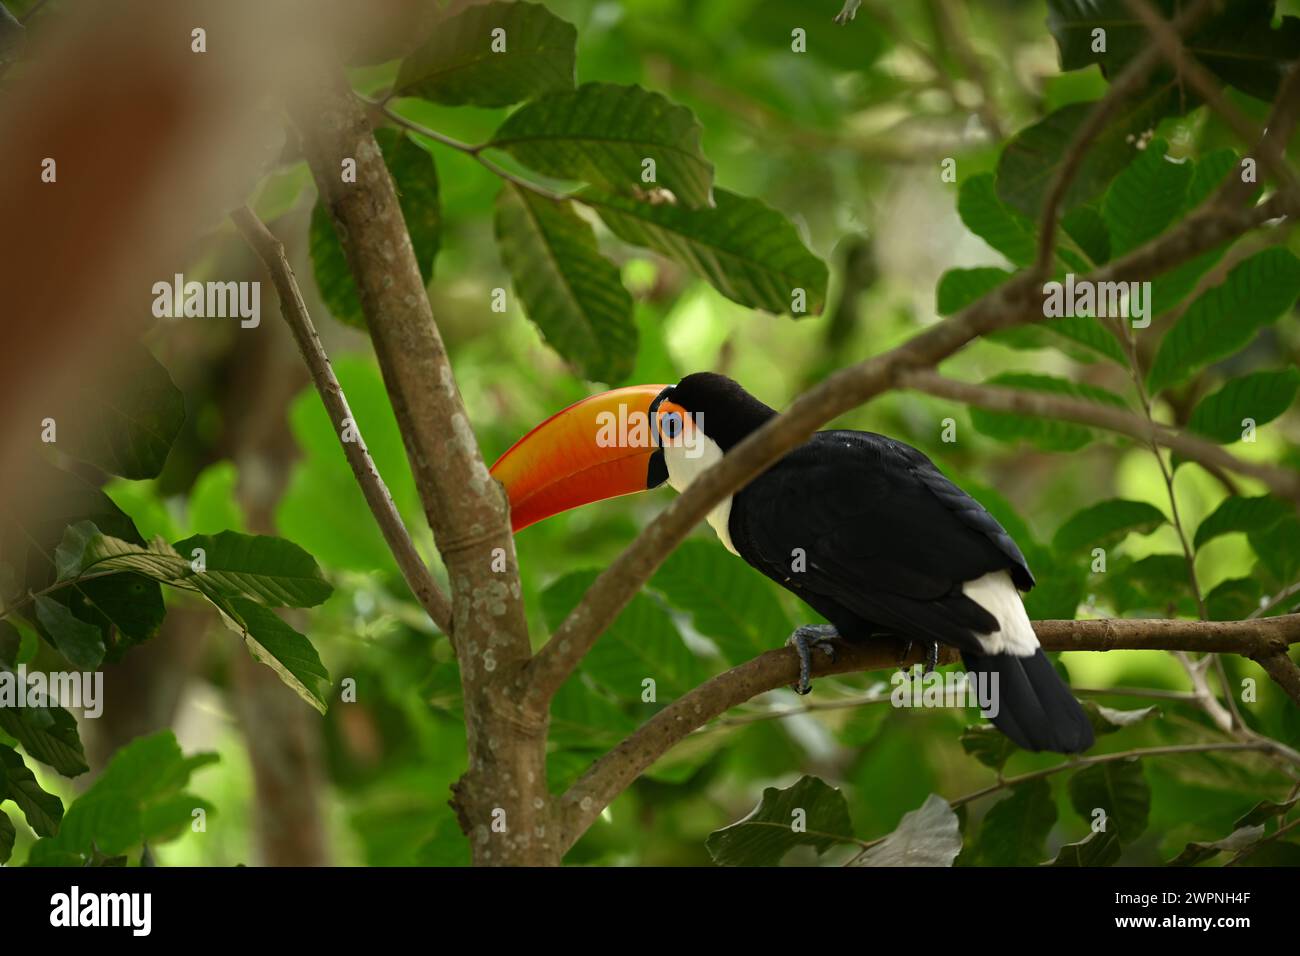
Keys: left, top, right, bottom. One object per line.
{"left": 490, "top": 385, "right": 672, "bottom": 533}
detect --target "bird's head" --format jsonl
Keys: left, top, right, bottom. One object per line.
{"left": 489, "top": 372, "right": 776, "bottom": 532}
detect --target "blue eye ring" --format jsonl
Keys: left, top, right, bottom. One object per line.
{"left": 662, "top": 411, "right": 683, "bottom": 440}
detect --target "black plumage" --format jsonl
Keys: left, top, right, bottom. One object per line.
{"left": 667, "top": 373, "right": 1094, "bottom": 753}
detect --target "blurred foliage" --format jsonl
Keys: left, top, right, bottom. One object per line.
{"left": 1, "top": 0, "right": 1299, "bottom": 868}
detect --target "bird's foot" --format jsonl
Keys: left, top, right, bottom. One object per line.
{"left": 896, "top": 638, "right": 942, "bottom": 675}
{"left": 786, "top": 624, "right": 839, "bottom": 695}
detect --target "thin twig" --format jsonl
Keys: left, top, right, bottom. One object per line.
{"left": 231, "top": 205, "right": 454, "bottom": 637}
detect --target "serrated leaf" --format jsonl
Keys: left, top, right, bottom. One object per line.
{"left": 1234, "top": 795, "right": 1299, "bottom": 830}
{"left": 1053, "top": 499, "right": 1166, "bottom": 553}
{"left": 1068, "top": 757, "right": 1150, "bottom": 844}
{"left": 959, "top": 723, "right": 1018, "bottom": 771}
{"left": 169, "top": 531, "right": 333, "bottom": 608}
{"left": 975, "top": 779, "right": 1057, "bottom": 866}
{"left": 495, "top": 183, "right": 635, "bottom": 383}
{"left": 936, "top": 267, "right": 1012, "bottom": 316}
{"left": 1082, "top": 701, "right": 1160, "bottom": 736}
{"left": 395, "top": 1, "right": 576, "bottom": 108}
{"left": 1194, "top": 495, "right": 1290, "bottom": 550}
{"left": 1148, "top": 248, "right": 1300, "bottom": 394}
{"left": 1167, "top": 824, "right": 1265, "bottom": 867}
{"left": 490, "top": 82, "right": 713, "bottom": 207}
{"left": 309, "top": 128, "right": 440, "bottom": 330}
{"left": 706, "top": 775, "right": 854, "bottom": 866}
{"left": 649, "top": 539, "right": 792, "bottom": 664}
{"left": 221, "top": 597, "right": 331, "bottom": 715}
{"left": 1047, "top": 0, "right": 1300, "bottom": 102}
{"left": 1205, "top": 577, "right": 1265, "bottom": 621}
{"left": 968, "top": 372, "right": 1128, "bottom": 451}
{"left": 957, "top": 174, "right": 1036, "bottom": 266}
{"left": 33, "top": 594, "right": 105, "bottom": 670}
{"left": 1186, "top": 368, "right": 1300, "bottom": 444}
{"left": 850, "top": 794, "right": 962, "bottom": 867}
{"left": 0, "top": 667, "right": 89, "bottom": 776}
{"left": 542, "top": 571, "right": 706, "bottom": 700}
{"left": 996, "top": 86, "right": 1181, "bottom": 218}
{"left": 1043, "top": 828, "right": 1121, "bottom": 866}
{"left": 1101, "top": 140, "right": 1191, "bottom": 256}
{"left": 0, "top": 743, "right": 64, "bottom": 836}
{"left": 584, "top": 188, "right": 828, "bottom": 316}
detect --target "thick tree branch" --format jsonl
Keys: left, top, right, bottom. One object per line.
{"left": 896, "top": 368, "right": 1300, "bottom": 503}
{"left": 231, "top": 205, "right": 453, "bottom": 636}
{"left": 557, "top": 614, "right": 1300, "bottom": 850}
{"left": 525, "top": 182, "right": 1297, "bottom": 710}
{"left": 291, "top": 68, "right": 549, "bottom": 864}
{"left": 1254, "top": 650, "right": 1300, "bottom": 707}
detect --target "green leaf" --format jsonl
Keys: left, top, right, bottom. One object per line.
{"left": 1043, "top": 828, "right": 1121, "bottom": 866}
{"left": 1167, "top": 824, "right": 1265, "bottom": 867}
{"left": 0, "top": 743, "right": 64, "bottom": 836}
{"left": 1053, "top": 499, "right": 1166, "bottom": 553}
{"left": 957, "top": 174, "right": 1036, "bottom": 266}
{"left": 169, "top": 531, "right": 333, "bottom": 608}
{"left": 706, "top": 775, "right": 854, "bottom": 866}
{"left": 0, "top": 809, "right": 13, "bottom": 864}
{"left": 220, "top": 597, "right": 331, "bottom": 715}
{"left": 1185, "top": 368, "right": 1300, "bottom": 444}
{"left": 936, "top": 267, "right": 1012, "bottom": 316}
{"left": 0, "top": 621, "right": 18, "bottom": 666}
{"left": 975, "top": 780, "right": 1057, "bottom": 866}
{"left": 489, "top": 82, "right": 714, "bottom": 207}
{"left": 1249, "top": 513, "right": 1300, "bottom": 584}
{"left": 0, "top": 668, "right": 89, "bottom": 776}
{"left": 1047, "top": 0, "right": 1300, "bottom": 102}
{"left": 1103, "top": 554, "right": 1194, "bottom": 616}
{"left": 1082, "top": 702, "right": 1161, "bottom": 737}
{"left": 186, "top": 461, "right": 245, "bottom": 534}
{"left": 1194, "top": 495, "right": 1291, "bottom": 550}
{"left": 584, "top": 188, "right": 828, "bottom": 316}
{"left": 310, "top": 128, "right": 440, "bottom": 330}
{"left": 395, "top": 1, "right": 576, "bottom": 108}
{"left": 1234, "top": 795, "right": 1299, "bottom": 830}
{"left": 1205, "top": 577, "right": 1265, "bottom": 621}
{"left": 542, "top": 571, "right": 706, "bottom": 700}
{"left": 996, "top": 86, "right": 1181, "bottom": 218}
{"left": 849, "top": 794, "right": 962, "bottom": 867}
{"left": 32, "top": 595, "right": 105, "bottom": 670}
{"left": 1101, "top": 140, "right": 1191, "bottom": 256}
{"left": 494, "top": 183, "right": 635, "bottom": 383}
{"left": 1062, "top": 204, "right": 1111, "bottom": 265}
{"left": 1067, "top": 757, "right": 1150, "bottom": 844}
{"left": 1147, "top": 248, "right": 1300, "bottom": 394}
{"left": 26, "top": 731, "right": 215, "bottom": 863}
{"left": 959, "top": 723, "right": 1018, "bottom": 772}
{"left": 51, "top": 339, "right": 185, "bottom": 480}
{"left": 967, "top": 372, "right": 1128, "bottom": 452}
{"left": 987, "top": 314, "right": 1127, "bottom": 364}
{"left": 649, "top": 539, "right": 792, "bottom": 664}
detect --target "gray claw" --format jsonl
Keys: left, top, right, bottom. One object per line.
{"left": 787, "top": 624, "right": 839, "bottom": 695}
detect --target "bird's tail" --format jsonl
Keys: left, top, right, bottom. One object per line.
{"left": 960, "top": 648, "right": 1094, "bottom": 753}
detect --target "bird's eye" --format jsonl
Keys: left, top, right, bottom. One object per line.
{"left": 661, "top": 411, "right": 683, "bottom": 440}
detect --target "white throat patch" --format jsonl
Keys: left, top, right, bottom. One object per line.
{"left": 662, "top": 435, "right": 738, "bottom": 555}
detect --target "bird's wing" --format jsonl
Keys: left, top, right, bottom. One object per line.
{"left": 730, "top": 431, "right": 1034, "bottom": 646}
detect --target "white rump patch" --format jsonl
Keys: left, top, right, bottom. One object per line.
{"left": 961, "top": 570, "right": 1039, "bottom": 656}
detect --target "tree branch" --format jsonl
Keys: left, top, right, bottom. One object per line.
{"left": 1033, "top": 0, "right": 1217, "bottom": 277}
{"left": 525, "top": 180, "right": 1296, "bottom": 711}
{"left": 556, "top": 614, "right": 1300, "bottom": 850}
{"left": 231, "top": 205, "right": 454, "bottom": 636}
{"left": 896, "top": 367, "right": 1300, "bottom": 503}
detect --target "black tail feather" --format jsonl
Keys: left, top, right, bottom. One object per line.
{"left": 961, "top": 648, "right": 1094, "bottom": 753}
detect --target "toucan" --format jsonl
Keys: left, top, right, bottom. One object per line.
{"left": 491, "top": 372, "right": 1094, "bottom": 754}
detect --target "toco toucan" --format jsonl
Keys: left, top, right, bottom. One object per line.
{"left": 491, "top": 372, "right": 1094, "bottom": 754}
